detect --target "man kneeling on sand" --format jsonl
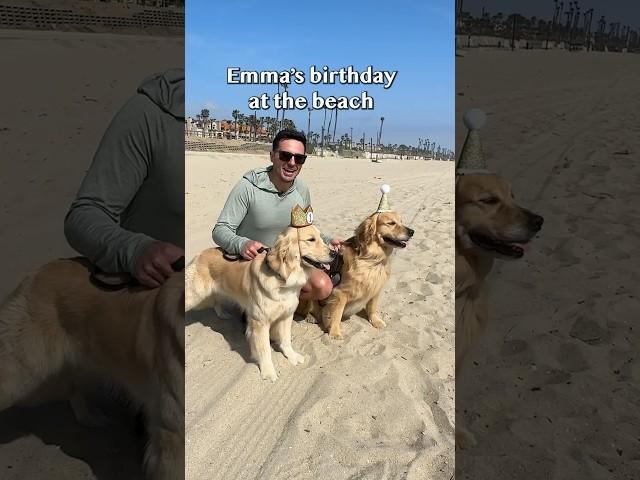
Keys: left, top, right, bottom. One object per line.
{"left": 212, "top": 129, "right": 343, "bottom": 302}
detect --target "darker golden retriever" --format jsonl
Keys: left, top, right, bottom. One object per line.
{"left": 314, "top": 211, "right": 414, "bottom": 339}
{"left": 455, "top": 173, "right": 543, "bottom": 448}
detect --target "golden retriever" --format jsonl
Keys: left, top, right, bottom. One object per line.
{"left": 0, "top": 257, "right": 185, "bottom": 479}
{"left": 455, "top": 173, "right": 543, "bottom": 448}
{"left": 315, "top": 211, "right": 414, "bottom": 339}
{"left": 185, "top": 224, "right": 335, "bottom": 381}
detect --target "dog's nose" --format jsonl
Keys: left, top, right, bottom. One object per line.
{"left": 529, "top": 214, "right": 544, "bottom": 230}
{"left": 329, "top": 250, "right": 337, "bottom": 259}
{"left": 407, "top": 228, "right": 415, "bottom": 237}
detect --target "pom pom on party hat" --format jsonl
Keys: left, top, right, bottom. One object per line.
{"left": 456, "top": 108, "right": 491, "bottom": 175}
{"left": 376, "top": 184, "right": 392, "bottom": 212}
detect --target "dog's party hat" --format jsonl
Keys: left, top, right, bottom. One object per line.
{"left": 456, "top": 108, "right": 490, "bottom": 175}
{"left": 291, "top": 204, "right": 314, "bottom": 227}
{"left": 376, "top": 184, "right": 392, "bottom": 212}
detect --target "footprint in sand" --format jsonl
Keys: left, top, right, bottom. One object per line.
{"left": 420, "top": 284, "right": 434, "bottom": 296}
{"left": 555, "top": 341, "right": 589, "bottom": 373}
{"left": 500, "top": 339, "right": 529, "bottom": 357}
{"left": 357, "top": 341, "right": 386, "bottom": 357}
{"left": 426, "top": 272, "right": 442, "bottom": 285}
{"left": 569, "top": 317, "right": 609, "bottom": 345}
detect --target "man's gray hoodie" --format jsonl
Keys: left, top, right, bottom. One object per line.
{"left": 212, "top": 166, "right": 330, "bottom": 254}
{"left": 64, "top": 69, "right": 184, "bottom": 274}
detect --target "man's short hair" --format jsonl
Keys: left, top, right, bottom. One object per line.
{"left": 272, "top": 129, "right": 307, "bottom": 153}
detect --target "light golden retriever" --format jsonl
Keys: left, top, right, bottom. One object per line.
{"left": 314, "top": 211, "right": 414, "bottom": 339}
{"left": 185, "top": 224, "right": 335, "bottom": 381}
{"left": 0, "top": 257, "right": 185, "bottom": 479}
{"left": 455, "top": 173, "right": 543, "bottom": 448}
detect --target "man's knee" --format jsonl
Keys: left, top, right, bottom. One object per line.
{"left": 313, "top": 272, "right": 333, "bottom": 300}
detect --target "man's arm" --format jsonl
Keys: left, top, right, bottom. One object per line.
{"left": 64, "top": 94, "right": 157, "bottom": 275}
{"left": 212, "top": 179, "right": 253, "bottom": 255}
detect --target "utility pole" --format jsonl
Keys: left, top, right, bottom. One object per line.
{"left": 546, "top": 0, "right": 559, "bottom": 49}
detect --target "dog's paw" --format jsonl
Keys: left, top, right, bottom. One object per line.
{"left": 260, "top": 363, "right": 278, "bottom": 382}
{"left": 370, "top": 315, "right": 387, "bottom": 329}
{"left": 328, "top": 327, "right": 343, "bottom": 340}
{"left": 286, "top": 350, "right": 305, "bottom": 366}
{"left": 455, "top": 427, "right": 477, "bottom": 449}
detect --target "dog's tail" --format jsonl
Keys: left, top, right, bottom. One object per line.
{"left": 0, "top": 274, "right": 67, "bottom": 412}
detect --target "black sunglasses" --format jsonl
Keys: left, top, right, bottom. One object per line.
{"left": 277, "top": 150, "right": 307, "bottom": 165}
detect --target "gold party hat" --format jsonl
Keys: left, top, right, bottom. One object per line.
{"left": 456, "top": 108, "right": 491, "bottom": 175}
{"left": 376, "top": 184, "right": 392, "bottom": 212}
{"left": 291, "top": 204, "right": 314, "bottom": 227}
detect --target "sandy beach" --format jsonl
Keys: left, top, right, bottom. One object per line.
{"left": 456, "top": 48, "right": 640, "bottom": 478}
{"left": 0, "top": 29, "right": 183, "bottom": 479}
{"left": 185, "top": 152, "right": 455, "bottom": 479}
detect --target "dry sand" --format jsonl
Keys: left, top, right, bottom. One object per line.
{"left": 456, "top": 48, "right": 640, "bottom": 478}
{"left": 185, "top": 152, "right": 455, "bottom": 479}
{"left": 0, "top": 29, "right": 183, "bottom": 479}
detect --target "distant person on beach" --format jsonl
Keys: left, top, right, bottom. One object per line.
{"left": 64, "top": 69, "right": 185, "bottom": 288}
{"left": 212, "top": 128, "right": 343, "bottom": 302}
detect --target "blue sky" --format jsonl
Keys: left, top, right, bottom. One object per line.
{"left": 186, "top": 0, "right": 454, "bottom": 149}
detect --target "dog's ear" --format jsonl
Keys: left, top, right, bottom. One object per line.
{"left": 356, "top": 213, "right": 378, "bottom": 246}
{"left": 266, "top": 228, "right": 299, "bottom": 281}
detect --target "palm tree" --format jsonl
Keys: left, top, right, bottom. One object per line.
{"left": 276, "top": 82, "right": 281, "bottom": 129}
{"left": 321, "top": 108, "right": 328, "bottom": 149}
{"left": 377, "top": 117, "right": 385, "bottom": 147}
{"left": 280, "top": 81, "right": 289, "bottom": 129}
{"left": 238, "top": 113, "right": 246, "bottom": 140}
{"left": 251, "top": 114, "right": 260, "bottom": 141}
{"left": 200, "top": 108, "right": 210, "bottom": 123}
{"left": 326, "top": 109, "right": 333, "bottom": 144}
{"left": 266, "top": 116, "right": 277, "bottom": 138}
{"left": 232, "top": 109, "right": 240, "bottom": 139}
{"left": 282, "top": 119, "right": 297, "bottom": 131}
{"left": 332, "top": 109, "right": 338, "bottom": 144}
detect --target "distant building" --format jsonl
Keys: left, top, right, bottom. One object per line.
{"left": 185, "top": 117, "right": 268, "bottom": 141}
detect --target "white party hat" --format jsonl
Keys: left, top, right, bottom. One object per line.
{"left": 376, "top": 184, "right": 391, "bottom": 212}
{"left": 456, "top": 108, "right": 491, "bottom": 175}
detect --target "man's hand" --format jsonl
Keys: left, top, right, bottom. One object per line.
{"left": 329, "top": 238, "right": 344, "bottom": 252}
{"left": 241, "top": 240, "right": 266, "bottom": 260}
{"left": 134, "top": 241, "right": 185, "bottom": 288}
